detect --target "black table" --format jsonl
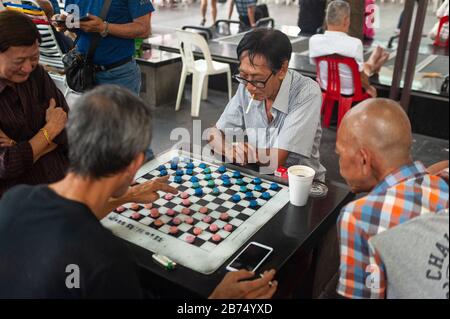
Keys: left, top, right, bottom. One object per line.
{"left": 142, "top": 28, "right": 449, "bottom": 138}
{"left": 123, "top": 158, "right": 353, "bottom": 298}
{"left": 144, "top": 28, "right": 449, "bottom": 99}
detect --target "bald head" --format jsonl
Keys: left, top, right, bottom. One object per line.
{"left": 339, "top": 98, "right": 412, "bottom": 163}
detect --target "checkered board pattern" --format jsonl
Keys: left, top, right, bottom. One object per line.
{"left": 101, "top": 150, "right": 290, "bottom": 275}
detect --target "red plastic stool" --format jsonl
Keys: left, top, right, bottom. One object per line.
{"left": 315, "top": 54, "right": 371, "bottom": 129}
{"left": 434, "top": 16, "right": 449, "bottom": 48}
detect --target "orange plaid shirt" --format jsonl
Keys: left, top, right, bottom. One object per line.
{"left": 337, "top": 162, "right": 449, "bottom": 299}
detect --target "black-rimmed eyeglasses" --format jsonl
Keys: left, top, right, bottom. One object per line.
{"left": 233, "top": 73, "right": 273, "bottom": 89}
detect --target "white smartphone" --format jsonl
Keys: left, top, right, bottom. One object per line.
{"left": 226, "top": 242, "right": 273, "bottom": 272}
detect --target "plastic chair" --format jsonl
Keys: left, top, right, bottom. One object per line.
{"left": 255, "top": 17, "right": 275, "bottom": 29}
{"left": 434, "top": 15, "right": 449, "bottom": 48}
{"left": 175, "top": 30, "right": 232, "bottom": 117}
{"left": 315, "top": 54, "right": 371, "bottom": 129}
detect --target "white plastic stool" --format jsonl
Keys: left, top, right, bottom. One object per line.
{"left": 175, "top": 30, "right": 232, "bottom": 117}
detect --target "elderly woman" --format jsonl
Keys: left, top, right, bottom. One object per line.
{"left": 0, "top": 10, "right": 69, "bottom": 197}
{"left": 0, "top": 11, "right": 160, "bottom": 202}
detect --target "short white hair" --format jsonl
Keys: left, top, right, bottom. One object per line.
{"left": 326, "top": 0, "right": 351, "bottom": 26}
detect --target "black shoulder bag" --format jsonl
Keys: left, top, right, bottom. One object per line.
{"left": 62, "top": 0, "right": 112, "bottom": 93}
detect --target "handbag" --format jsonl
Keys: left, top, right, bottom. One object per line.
{"left": 62, "top": 0, "right": 112, "bottom": 93}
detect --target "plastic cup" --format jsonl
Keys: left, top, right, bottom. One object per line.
{"left": 288, "top": 165, "right": 315, "bottom": 206}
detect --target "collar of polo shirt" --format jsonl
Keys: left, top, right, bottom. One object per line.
{"left": 271, "top": 70, "right": 292, "bottom": 114}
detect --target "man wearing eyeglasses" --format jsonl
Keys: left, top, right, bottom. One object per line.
{"left": 208, "top": 29, "right": 326, "bottom": 180}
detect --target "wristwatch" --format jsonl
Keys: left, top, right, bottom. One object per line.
{"left": 100, "top": 21, "right": 109, "bottom": 37}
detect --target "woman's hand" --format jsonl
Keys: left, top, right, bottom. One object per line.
{"left": 45, "top": 99, "right": 68, "bottom": 140}
{"left": 0, "top": 129, "right": 16, "bottom": 148}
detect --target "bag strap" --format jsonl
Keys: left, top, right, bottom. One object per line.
{"left": 86, "top": 0, "right": 112, "bottom": 62}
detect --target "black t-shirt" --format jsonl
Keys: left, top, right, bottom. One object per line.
{"left": 0, "top": 185, "right": 143, "bottom": 298}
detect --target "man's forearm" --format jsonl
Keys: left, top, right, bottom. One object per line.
{"left": 108, "top": 22, "right": 150, "bottom": 39}
{"left": 253, "top": 147, "right": 289, "bottom": 169}
{"left": 208, "top": 127, "right": 227, "bottom": 156}
{"left": 102, "top": 191, "right": 134, "bottom": 218}
{"left": 361, "top": 71, "right": 371, "bottom": 90}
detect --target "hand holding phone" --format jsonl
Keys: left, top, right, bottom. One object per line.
{"left": 226, "top": 241, "right": 273, "bottom": 273}
{"left": 209, "top": 269, "right": 277, "bottom": 299}
{"left": 79, "top": 14, "right": 91, "bottom": 22}
{"left": 53, "top": 18, "right": 66, "bottom": 24}
{"left": 51, "top": 14, "right": 67, "bottom": 31}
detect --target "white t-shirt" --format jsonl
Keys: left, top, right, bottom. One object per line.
{"left": 437, "top": 0, "right": 449, "bottom": 18}
{"left": 431, "top": 0, "right": 449, "bottom": 41}
{"left": 309, "top": 31, "right": 364, "bottom": 95}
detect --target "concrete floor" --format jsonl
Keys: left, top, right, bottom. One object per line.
{"left": 151, "top": 0, "right": 438, "bottom": 43}
{"left": 63, "top": 1, "right": 449, "bottom": 184}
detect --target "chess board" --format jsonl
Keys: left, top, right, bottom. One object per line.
{"left": 101, "top": 150, "right": 290, "bottom": 274}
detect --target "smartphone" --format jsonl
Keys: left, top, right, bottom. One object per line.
{"left": 79, "top": 15, "right": 91, "bottom": 22}
{"left": 226, "top": 242, "right": 273, "bottom": 273}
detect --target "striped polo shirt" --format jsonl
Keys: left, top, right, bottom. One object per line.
{"left": 216, "top": 69, "right": 326, "bottom": 180}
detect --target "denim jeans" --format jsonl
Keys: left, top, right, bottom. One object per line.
{"left": 95, "top": 58, "right": 141, "bottom": 95}
{"left": 96, "top": 58, "right": 154, "bottom": 160}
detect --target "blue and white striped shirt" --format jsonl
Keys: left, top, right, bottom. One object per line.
{"left": 216, "top": 70, "right": 326, "bottom": 181}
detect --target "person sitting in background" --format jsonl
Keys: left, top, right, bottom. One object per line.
{"left": 208, "top": 29, "right": 326, "bottom": 181}
{"left": 0, "top": 85, "right": 278, "bottom": 299}
{"left": 429, "top": 0, "right": 449, "bottom": 43}
{"left": 335, "top": 98, "right": 449, "bottom": 299}
{"left": 310, "top": 0, "right": 390, "bottom": 98}
{"left": 35, "top": 0, "right": 74, "bottom": 53}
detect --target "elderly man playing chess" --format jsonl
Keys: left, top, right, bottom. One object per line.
{"left": 208, "top": 28, "right": 326, "bottom": 181}
{"left": 0, "top": 85, "right": 277, "bottom": 299}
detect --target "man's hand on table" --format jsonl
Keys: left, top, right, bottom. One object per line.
{"left": 209, "top": 269, "right": 278, "bottom": 299}
{"left": 223, "top": 142, "right": 257, "bottom": 166}
{"left": 125, "top": 176, "right": 178, "bottom": 204}
{"left": 104, "top": 176, "right": 178, "bottom": 216}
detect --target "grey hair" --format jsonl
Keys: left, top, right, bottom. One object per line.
{"left": 67, "top": 85, "right": 153, "bottom": 179}
{"left": 326, "top": 0, "right": 351, "bottom": 26}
